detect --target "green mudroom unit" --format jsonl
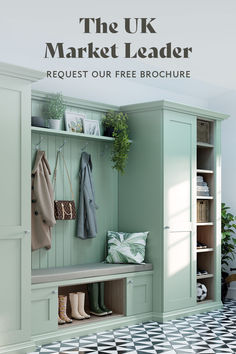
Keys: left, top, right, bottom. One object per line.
{"left": 0, "top": 63, "right": 228, "bottom": 353}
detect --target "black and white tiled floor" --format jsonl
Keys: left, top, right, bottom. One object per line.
{"left": 30, "top": 299, "right": 236, "bottom": 354}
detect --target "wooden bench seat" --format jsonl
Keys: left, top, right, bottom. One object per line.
{"left": 31, "top": 262, "right": 153, "bottom": 284}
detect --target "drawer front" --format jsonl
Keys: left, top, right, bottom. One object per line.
{"left": 31, "top": 286, "right": 58, "bottom": 335}
{"left": 126, "top": 275, "right": 152, "bottom": 316}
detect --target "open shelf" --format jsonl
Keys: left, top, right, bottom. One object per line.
{"left": 58, "top": 279, "right": 125, "bottom": 330}
{"left": 31, "top": 126, "right": 115, "bottom": 142}
{"left": 196, "top": 118, "right": 216, "bottom": 304}
{"left": 197, "top": 274, "right": 214, "bottom": 280}
{"left": 58, "top": 313, "right": 124, "bottom": 329}
{"left": 197, "top": 196, "right": 213, "bottom": 200}
{"left": 196, "top": 299, "right": 214, "bottom": 306}
{"left": 197, "top": 142, "right": 214, "bottom": 148}
{"left": 197, "top": 248, "right": 214, "bottom": 253}
{"left": 31, "top": 126, "right": 133, "bottom": 143}
{"left": 197, "top": 169, "right": 214, "bottom": 174}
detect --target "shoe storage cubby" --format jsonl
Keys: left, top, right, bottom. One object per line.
{"left": 58, "top": 279, "right": 125, "bottom": 328}
{"left": 197, "top": 277, "right": 214, "bottom": 301}
{"left": 196, "top": 117, "right": 216, "bottom": 304}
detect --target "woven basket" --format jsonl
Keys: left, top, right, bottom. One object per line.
{"left": 197, "top": 200, "right": 209, "bottom": 223}
{"left": 197, "top": 120, "right": 209, "bottom": 143}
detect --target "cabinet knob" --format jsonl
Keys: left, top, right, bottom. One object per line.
{"left": 128, "top": 280, "right": 133, "bottom": 285}
{"left": 52, "top": 290, "right": 57, "bottom": 294}
{"left": 164, "top": 226, "right": 170, "bottom": 229}
{"left": 24, "top": 230, "right": 30, "bottom": 235}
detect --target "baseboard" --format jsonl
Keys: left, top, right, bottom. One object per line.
{"left": 152, "top": 301, "right": 223, "bottom": 322}
{"left": 32, "top": 312, "right": 153, "bottom": 346}
{"left": 0, "top": 340, "right": 35, "bottom": 354}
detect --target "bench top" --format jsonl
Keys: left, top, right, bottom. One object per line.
{"left": 31, "top": 263, "right": 153, "bottom": 284}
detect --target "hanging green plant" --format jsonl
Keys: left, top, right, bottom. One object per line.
{"left": 102, "top": 111, "right": 130, "bottom": 174}
{"left": 221, "top": 202, "right": 236, "bottom": 300}
{"left": 221, "top": 202, "right": 236, "bottom": 271}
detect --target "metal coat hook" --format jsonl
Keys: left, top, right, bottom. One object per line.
{"left": 57, "top": 140, "right": 67, "bottom": 152}
{"left": 81, "top": 142, "right": 89, "bottom": 151}
{"left": 35, "top": 137, "right": 44, "bottom": 150}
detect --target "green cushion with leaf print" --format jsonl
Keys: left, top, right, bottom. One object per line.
{"left": 105, "top": 231, "right": 149, "bottom": 264}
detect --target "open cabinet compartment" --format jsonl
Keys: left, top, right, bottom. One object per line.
{"left": 196, "top": 117, "right": 216, "bottom": 304}
{"left": 58, "top": 279, "right": 126, "bottom": 328}
{"left": 197, "top": 119, "right": 215, "bottom": 145}
{"left": 197, "top": 277, "right": 214, "bottom": 302}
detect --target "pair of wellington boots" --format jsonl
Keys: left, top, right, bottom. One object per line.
{"left": 69, "top": 292, "right": 90, "bottom": 320}
{"left": 58, "top": 295, "right": 72, "bottom": 325}
{"left": 58, "top": 292, "right": 90, "bottom": 325}
{"left": 88, "top": 282, "right": 112, "bottom": 316}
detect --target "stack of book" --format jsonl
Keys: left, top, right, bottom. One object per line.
{"left": 197, "top": 176, "right": 210, "bottom": 196}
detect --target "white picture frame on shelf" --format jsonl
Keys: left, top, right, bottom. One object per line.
{"left": 65, "top": 111, "right": 85, "bottom": 133}
{"left": 83, "top": 119, "right": 100, "bottom": 136}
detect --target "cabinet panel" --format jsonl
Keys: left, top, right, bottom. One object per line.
{"left": 0, "top": 89, "right": 21, "bottom": 226}
{"left": 31, "top": 287, "right": 58, "bottom": 335}
{"left": 126, "top": 275, "right": 152, "bottom": 316}
{"left": 0, "top": 79, "right": 31, "bottom": 346}
{"left": 163, "top": 111, "right": 196, "bottom": 311}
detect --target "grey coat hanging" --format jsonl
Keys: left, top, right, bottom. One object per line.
{"left": 77, "top": 152, "right": 98, "bottom": 239}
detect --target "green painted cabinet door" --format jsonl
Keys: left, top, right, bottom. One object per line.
{"left": 31, "top": 286, "right": 58, "bottom": 335}
{"left": 126, "top": 275, "right": 153, "bottom": 316}
{"left": 0, "top": 77, "right": 31, "bottom": 346}
{"left": 163, "top": 110, "right": 196, "bottom": 312}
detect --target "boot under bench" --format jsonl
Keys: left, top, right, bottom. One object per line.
{"left": 31, "top": 263, "right": 153, "bottom": 345}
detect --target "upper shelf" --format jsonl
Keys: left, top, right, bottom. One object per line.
{"left": 31, "top": 127, "right": 133, "bottom": 143}
{"left": 197, "top": 169, "right": 214, "bottom": 174}
{"left": 197, "top": 142, "right": 214, "bottom": 148}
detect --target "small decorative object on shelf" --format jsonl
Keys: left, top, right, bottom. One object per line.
{"left": 197, "top": 241, "right": 208, "bottom": 249}
{"left": 102, "top": 111, "right": 130, "bottom": 174}
{"left": 47, "top": 92, "right": 65, "bottom": 130}
{"left": 65, "top": 111, "right": 85, "bottom": 133}
{"left": 83, "top": 118, "right": 100, "bottom": 136}
{"left": 31, "top": 116, "right": 45, "bottom": 128}
{"left": 197, "top": 282, "right": 207, "bottom": 301}
{"left": 197, "top": 175, "right": 210, "bottom": 196}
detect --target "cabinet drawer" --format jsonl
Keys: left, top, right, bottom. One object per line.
{"left": 126, "top": 275, "right": 152, "bottom": 316}
{"left": 31, "top": 286, "right": 58, "bottom": 335}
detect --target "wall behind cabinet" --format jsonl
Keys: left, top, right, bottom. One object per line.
{"left": 31, "top": 95, "right": 118, "bottom": 270}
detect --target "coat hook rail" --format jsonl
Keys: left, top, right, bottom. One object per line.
{"left": 81, "top": 142, "right": 89, "bottom": 151}
{"left": 57, "top": 140, "right": 67, "bottom": 152}
{"left": 35, "top": 137, "right": 44, "bottom": 150}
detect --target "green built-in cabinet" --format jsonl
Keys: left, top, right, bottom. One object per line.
{"left": 0, "top": 62, "right": 228, "bottom": 353}
{"left": 119, "top": 101, "right": 228, "bottom": 322}
{"left": 0, "top": 64, "right": 44, "bottom": 352}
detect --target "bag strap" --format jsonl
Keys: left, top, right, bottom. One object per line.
{"left": 53, "top": 151, "right": 75, "bottom": 200}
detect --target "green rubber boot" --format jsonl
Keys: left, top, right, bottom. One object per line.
{"left": 88, "top": 283, "right": 107, "bottom": 316}
{"left": 99, "top": 282, "right": 112, "bottom": 315}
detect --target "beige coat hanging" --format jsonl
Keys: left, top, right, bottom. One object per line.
{"left": 31, "top": 150, "right": 56, "bottom": 251}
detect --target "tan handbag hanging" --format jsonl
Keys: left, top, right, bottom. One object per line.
{"left": 53, "top": 151, "right": 76, "bottom": 220}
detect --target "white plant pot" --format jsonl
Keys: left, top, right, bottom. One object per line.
{"left": 49, "top": 119, "right": 61, "bottom": 130}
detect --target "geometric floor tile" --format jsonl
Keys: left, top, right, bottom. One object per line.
{"left": 29, "top": 299, "right": 236, "bottom": 354}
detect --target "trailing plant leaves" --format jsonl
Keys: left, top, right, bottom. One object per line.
{"left": 221, "top": 202, "right": 236, "bottom": 271}
{"left": 102, "top": 111, "right": 130, "bottom": 174}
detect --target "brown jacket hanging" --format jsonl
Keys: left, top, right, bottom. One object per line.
{"left": 31, "top": 150, "right": 56, "bottom": 251}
